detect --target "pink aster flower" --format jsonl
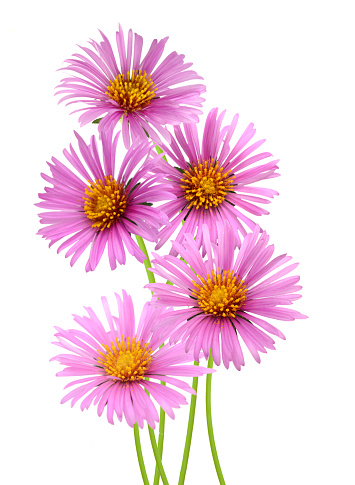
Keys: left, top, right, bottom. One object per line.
{"left": 51, "top": 291, "right": 212, "bottom": 427}
{"left": 152, "top": 108, "right": 280, "bottom": 255}
{"left": 37, "top": 128, "right": 173, "bottom": 271}
{"left": 56, "top": 24, "right": 206, "bottom": 148}
{"left": 147, "top": 222, "right": 307, "bottom": 369}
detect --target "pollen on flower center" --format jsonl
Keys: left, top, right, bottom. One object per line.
{"left": 181, "top": 159, "right": 235, "bottom": 210}
{"left": 210, "top": 286, "right": 228, "bottom": 305}
{"left": 97, "top": 336, "right": 153, "bottom": 382}
{"left": 83, "top": 175, "right": 127, "bottom": 231}
{"left": 106, "top": 70, "right": 157, "bottom": 112}
{"left": 192, "top": 269, "right": 247, "bottom": 318}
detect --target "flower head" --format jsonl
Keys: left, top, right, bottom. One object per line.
{"left": 51, "top": 291, "right": 212, "bottom": 427}
{"left": 37, "top": 128, "right": 173, "bottom": 271}
{"left": 57, "top": 25, "right": 206, "bottom": 148}
{"left": 147, "top": 222, "right": 307, "bottom": 369}
{"left": 152, "top": 108, "right": 279, "bottom": 255}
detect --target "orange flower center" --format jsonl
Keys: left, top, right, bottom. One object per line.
{"left": 83, "top": 175, "right": 127, "bottom": 231}
{"left": 106, "top": 70, "right": 157, "bottom": 112}
{"left": 97, "top": 336, "right": 153, "bottom": 382}
{"left": 192, "top": 269, "right": 247, "bottom": 318}
{"left": 180, "top": 159, "right": 234, "bottom": 210}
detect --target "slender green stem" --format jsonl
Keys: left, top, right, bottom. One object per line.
{"left": 134, "top": 424, "right": 150, "bottom": 485}
{"left": 144, "top": 379, "right": 167, "bottom": 485}
{"left": 178, "top": 361, "right": 200, "bottom": 485}
{"left": 148, "top": 426, "right": 170, "bottom": 485}
{"left": 136, "top": 234, "right": 168, "bottom": 483}
{"left": 152, "top": 284, "right": 172, "bottom": 485}
{"left": 135, "top": 235, "right": 155, "bottom": 284}
{"left": 153, "top": 380, "right": 166, "bottom": 485}
{"left": 206, "top": 352, "right": 226, "bottom": 485}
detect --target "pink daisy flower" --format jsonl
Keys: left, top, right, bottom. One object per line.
{"left": 147, "top": 222, "right": 307, "bottom": 369}
{"left": 37, "top": 128, "right": 173, "bottom": 271}
{"left": 152, "top": 108, "right": 280, "bottom": 255}
{"left": 51, "top": 291, "right": 212, "bottom": 427}
{"left": 56, "top": 24, "right": 206, "bottom": 148}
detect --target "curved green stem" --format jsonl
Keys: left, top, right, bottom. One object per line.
{"left": 178, "top": 361, "right": 199, "bottom": 485}
{"left": 153, "top": 286, "right": 173, "bottom": 485}
{"left": 134, "top": 424, "right": 150, "bottom": 485}
{"left": 135, "top": 235, "right": 155, "bottom": 284}
{"left": 136, "top": 235, "right": 168, "bottom": 483}
{"left": 153, "top": 385, "right": 166, "bottom": 485}
{"left": 148, "top": 426, "right": 170, "bottom": 485}
{"left": 206, "top": 352, "right": 226, "bottom": 484}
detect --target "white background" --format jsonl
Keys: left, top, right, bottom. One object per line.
{"left": 1, "top": 1, "right": 354, "bottom": 484}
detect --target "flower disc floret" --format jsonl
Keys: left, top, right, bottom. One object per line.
{"left": 192, "top": 269, "right": 247, "bottom": 318}
{"left": 83, "top": 176, "right": 127, "bottom": 231}
{"left": 106, "top": 70, "right": 157, "bottom": 113}
{"left": 98, "top": 336, "right": 153, "bottom": 382}
{"left": 181, "top": 160, "right": 234, "bottom": 210}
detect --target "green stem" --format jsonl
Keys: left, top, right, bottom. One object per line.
{"left": 135, "top": 235, "right": 155, "bottom": 284}
{"left": 206, "top": 352, "right": 226, "bottom": 485}
{"left": 136, "top": 234, "right": 168, "bottom": 483}
{"left": 134, "top": 424, "right": 150, "bottom": 485}
{"left": 178, "top": 361, "right": 199, "bottom": 485}
{"left": 153, "top": 386, "right": 166, "bottom": 485}
{"left": 152, "top": 283, "right": 172, "bottom": 485}
{"left": 148, "top": 426, "right": 170, "bottom": 485}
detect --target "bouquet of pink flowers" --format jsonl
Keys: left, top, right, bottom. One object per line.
{"left": 37, "top": 25, "right": 306, "bottom": 485}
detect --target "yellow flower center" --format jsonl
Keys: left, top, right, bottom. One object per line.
{"left": 106, "top": 70, "right": 157, "bottom": 112}
{"left": 181, "top": 159, "right": 235, "bottom": 210}
{"left": 97, "top": 336, "right": 153, "bottom": 382}
{"left": 192, "top": 269, "right": 247, "bottom": 318}
{"left": 83, "top": 175, "right": 127, "bottom": 231}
